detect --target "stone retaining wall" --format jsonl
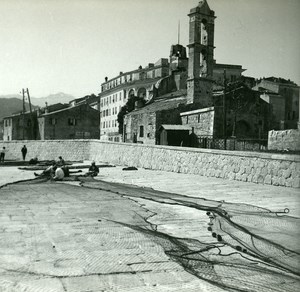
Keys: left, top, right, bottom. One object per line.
{"left": 0, "top": 140, "right": 90, "bottom": 162}
{"left": 1, "top": 140, "right": 300, "bottom": 188}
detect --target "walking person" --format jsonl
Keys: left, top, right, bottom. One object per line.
{"left": 21, "top": 145, "right": 27, "bottom": 161}
{"left": 0, "top": 147, "right": 6, "bottom": 163}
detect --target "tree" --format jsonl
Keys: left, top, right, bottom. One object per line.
{"left": 117, "top": 95, "right": 145, "bottom": 134}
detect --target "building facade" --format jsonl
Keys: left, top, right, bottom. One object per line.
{"left": 253, "top": 77, "right": 299, "bottom": 130}
{"left": 3, "top": 111, "right": 38, "bottom": 141}
{"left": 124, "top": 91, "right": 187, "bottom": 145}
{"left": 38, "top": 103, "right": 100, "bottom": 140}
{"left": 99, "top": 58, "right": 169, "bottom": 142}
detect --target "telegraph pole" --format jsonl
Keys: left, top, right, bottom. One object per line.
{"left": 22, "top": 89, "right": 26, "bottom": 140}
{"left": 223, "top": 70, "right": 227, "bottom": 150}
{"left": 26, "top": 88, "right": 34, "bottom": 139}
{"left": 26, "top": 88, "right": 32, "bottom": 114}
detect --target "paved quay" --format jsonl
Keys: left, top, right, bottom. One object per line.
{"left": 0, "top": 162, "right": 299, "bottom": 292}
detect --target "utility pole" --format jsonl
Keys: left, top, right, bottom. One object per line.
{"left": 26, "top": 88, "right": 32, "bottom": 114}
{"left": 26, "top": 88, "right": 34, "bottom": 139}
{"left": 223, "top": 70, "right": 227, "bottom": 150}
{"left": 22, "top": 89, "right": 26, "bottom": 140}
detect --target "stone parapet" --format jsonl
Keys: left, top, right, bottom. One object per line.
{"left": 268, "top": 129, "right": 300, "bottom": 151}
{"left": 1, "top": 140, "right": 299, "bottom": 188}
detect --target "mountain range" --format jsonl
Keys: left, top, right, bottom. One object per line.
{"left": 0, "top": 92, "right": 75, "bottom": 121}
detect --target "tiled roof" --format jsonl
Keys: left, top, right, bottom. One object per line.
{"left": 128, "top": 90, "right": 187, "bottom": 114}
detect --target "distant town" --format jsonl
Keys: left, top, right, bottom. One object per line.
{"left": 1, "top": 0, "right": 299, "bottom": 152}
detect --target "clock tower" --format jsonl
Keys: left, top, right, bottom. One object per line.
{"left": 187, "top": 0, "right": 215, "bottom": 106}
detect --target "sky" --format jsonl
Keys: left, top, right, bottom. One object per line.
{"left": 0, "top": 0, "right": 299, "bottom": 98}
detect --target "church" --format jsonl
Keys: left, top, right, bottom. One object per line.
{"left": 123, "top": 0, "right": 271, "bottom": 149}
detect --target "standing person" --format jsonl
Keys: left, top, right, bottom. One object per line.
{"left": 0, "top": 147, "right": 6, "bottom": 163}
{"left": 21, "top": 145, "right": 27, "bottom": 161}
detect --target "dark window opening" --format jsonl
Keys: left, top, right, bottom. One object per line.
{"left": 139, "top": 126, "right": 144, "bottom": 137}
{"left": 68, "top": 118, "right": 76, "bottom": 126}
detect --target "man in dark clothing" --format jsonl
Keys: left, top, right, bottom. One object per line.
{"left": 0, "top": 147, "right": 6, "bottom": 163}
{"left": 85, "top": 161, "right": 99, "bottom": 177}
{"left": 21, "top": 145, "right": 27, "bottom": 161}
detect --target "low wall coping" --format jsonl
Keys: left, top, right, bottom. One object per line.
{"left": 90, "top": 140, "right": 300, "bottom": 162}
{"left": 2, "top": 139, "right": 300, "bottom": 163}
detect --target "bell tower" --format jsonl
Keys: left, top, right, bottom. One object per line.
{"left": 187, "top": 0, "right": 215, "bottom": 106}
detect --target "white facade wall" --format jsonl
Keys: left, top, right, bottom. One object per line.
{"left": 100, "top": 89, "right": 126, "bottom": 141}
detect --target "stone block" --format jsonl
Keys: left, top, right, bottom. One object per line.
{"left": 292, "top": 177, "right": 300, "bottom": 188}
{"left": 272, "top": 177, "right": 279, "bottom": 186}
{"left": 283, "top": 168, "right": 292, "bottom": 179}
{"left": 264, "top": 175, "right": 272, "bottom": 185}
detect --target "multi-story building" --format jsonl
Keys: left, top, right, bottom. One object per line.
{"left": 3, "top": 111, "right": 38, "bottom": 141}
{"left": 99, "top": 58, "right": 169, "bottom": 141}
{"left": 2, "top": 102, "right": 100, "bottom": 141}
{"left": 37, "top": 103, "right": 100, "bottom": 140}
{"left": 253, "top": 77, "right": 299, "bottom": 129}
{"left": 213, "top": 61, "right": 245, "bottom": 85}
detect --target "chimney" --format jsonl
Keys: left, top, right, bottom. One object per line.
{"left": 45, "top": 102, "right": 49, "bottom": 113}
{"left": 105, "top": 77, "right": 108, "bottom": 82}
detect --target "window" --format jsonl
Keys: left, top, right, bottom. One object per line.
{"left": 139, "top": 126, "right": 144, "bottom": 137}
{"left": 119, "top": 92, "right": 122, "bottom": 101}
{"left": 68, "top": 118, "right": 76, "bottom": 126}
{"left": 49, "top": 118, "right": 57, "bottom": 125}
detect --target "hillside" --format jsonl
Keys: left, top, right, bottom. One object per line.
{"left": 30, "top": 92, "right": 75, "bottom": 107}
{"left": 0, "top": 98, "right": 38, "bottom": 121}
{"left": 0, "top": 92, "right": 75, "bottom": 121}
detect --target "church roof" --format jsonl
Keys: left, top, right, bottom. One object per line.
{"left": 127, "top": 90, "right": 187, "bottom": 115}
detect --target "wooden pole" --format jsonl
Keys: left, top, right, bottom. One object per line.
{"left": 22, "top": 88, "right": 26, "bottom": 140}
{"left": 223, "top": 70, "right": 227, "bottom": 150}
{"left": 26, "top": 88, "right": 34, "bottom": 139}
{"left": 26, "top": 88, "right": 32, "bottom": 114}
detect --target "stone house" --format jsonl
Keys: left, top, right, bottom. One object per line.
{"left": 181, "top": 83, "right": 270, "bottom": 140}
{"left": 37, "top": 103, "right": 100, "bottom": 140}
{"left": 3, "top": 111, "right": 38, "bottom": 141}
{"left": 123, "top": 90, "right": 187, "bottom": 144}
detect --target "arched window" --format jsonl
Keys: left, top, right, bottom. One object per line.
{"left": 137, "top": 88, "right": 146, "bottom": 99}
{"left": 128, "top": 89, "right": 135, "bottom": 98}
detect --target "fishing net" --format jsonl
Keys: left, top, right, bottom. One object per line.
{"left": 81, "top": 179, "right": 300, "bottom": 292}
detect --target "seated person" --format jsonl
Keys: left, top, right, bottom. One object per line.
{"left": 34, "top": 161, "right": 56, "bottom": 178}
{"left": 57, "top": 156, "right": 65, "bottom": 166}
{"left": 85, "top": 161, "right": 99, "bottom": 177}
{"left": 52, "top": 165, "right": 65, "bottom": 181}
